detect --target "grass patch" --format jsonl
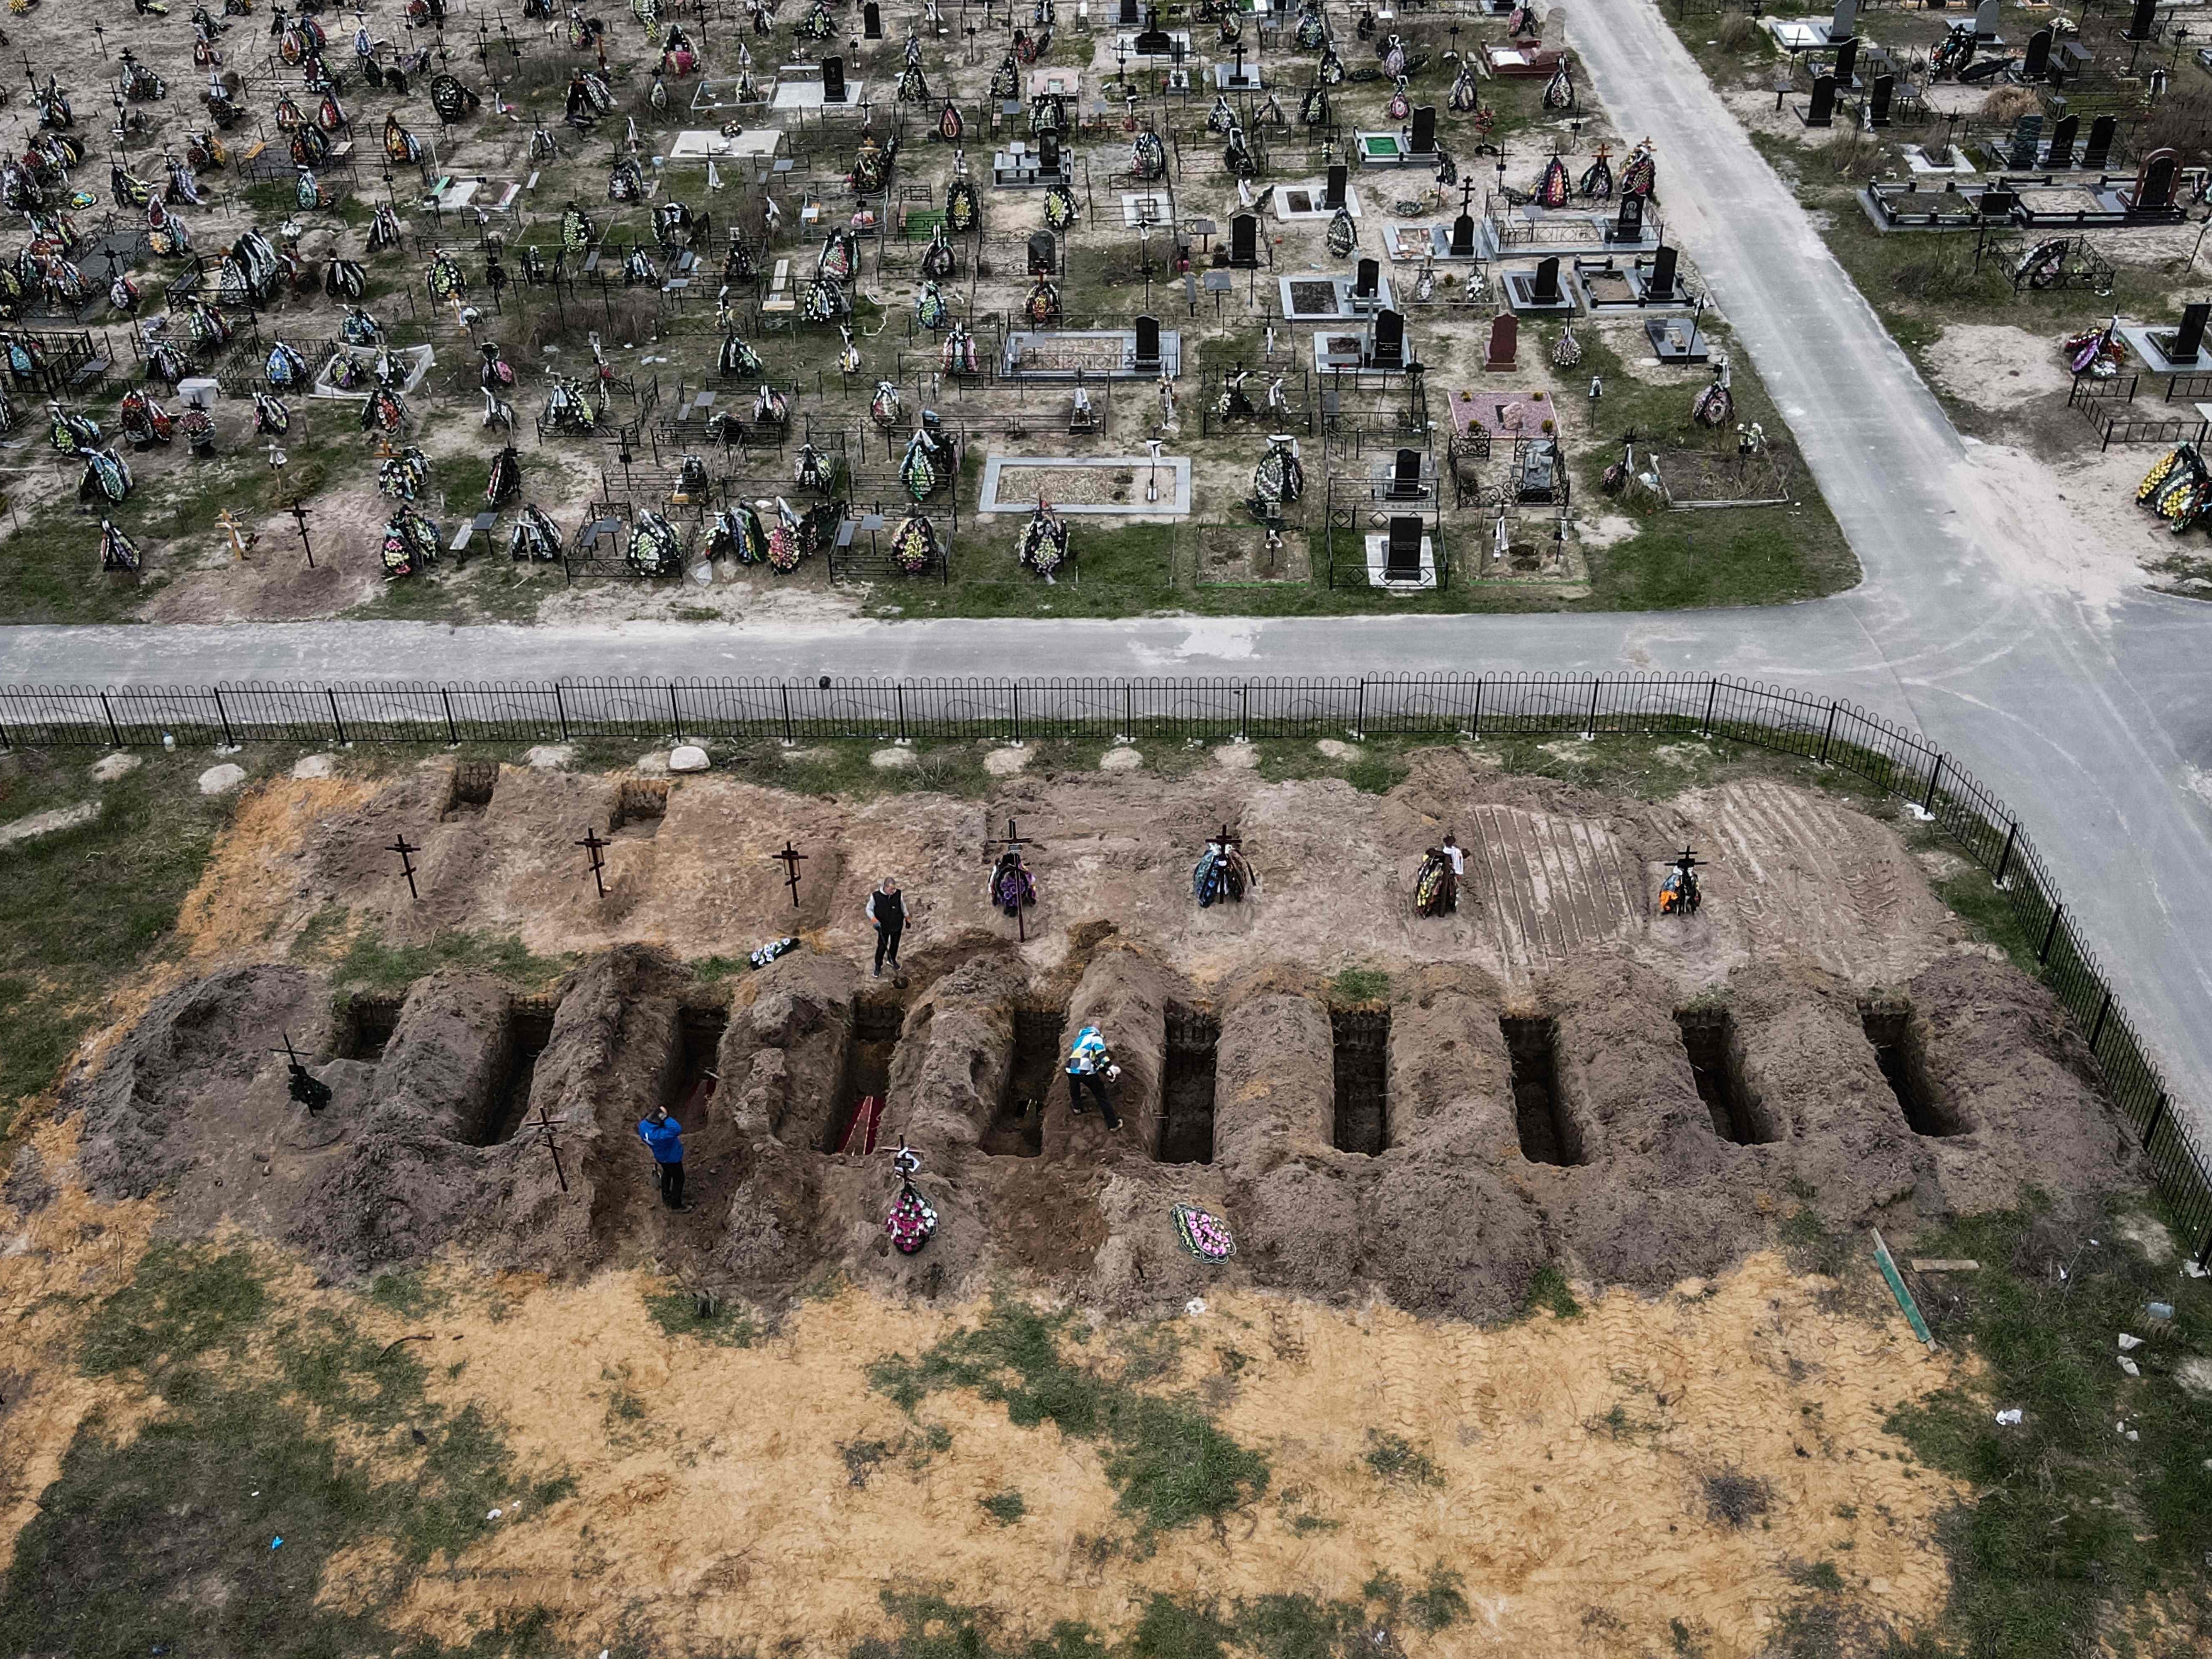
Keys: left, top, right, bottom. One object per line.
{"left": 3, "top": 1246, "right": 569, "bottom": 1659}
{"left": 866, "top": 1297, "right": 1268, "bottom": 1532}
{"left": 1881, "top": 1206, "right": 2212, "bottom": 1658}
{"left": 329, "top": 927, "right": 570, "bottom": 995}
{"left": 1328, "top": 967, "right": 1391, "bottom": 1005}
{"left": 1522, "top": 1262, "right": 1583, "bottom": 1321}
{"left": 979, "top": 1490, "right": 1028, "bottom": 1525}
{"left": 0, "top": 747, "right": 251, "bottom": 1144}
{"left": 1362, "top": 1430, "right": 1441, "bottom": 1488}
{"left": 643, "top": 1288, "right": 757, "bottom": 1346}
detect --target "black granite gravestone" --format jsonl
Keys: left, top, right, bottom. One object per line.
{"left": 1370, "top": 307, "right": 1404, "bottom": 369}
{"left": 2007, "top": 114, "right": 2042, "bottom": 170}
{"left": 1869, "top": 73, "right": 1893, "bottom": 128}
{"left": 1531, "top": 256, "right": 1562, "bottom": 305}
{"left": 1354, "top": 256, "right": 1379, "bottom": 300}
{"left": 1614, "top": 192, "right": 1645, "bottom": 241}
{"left": 1385, "top": 514, "right": 1422, "bottom": 579}
{"left": 1390, "top": 448, "right": 1422, "bottom": 497}
{"left": 1410, "top": 106, "right": 1436, "bottom": 156}
{"left": 1119, "top": 0, "right": 1139, "bottom": 23}
{"left": 2175, "top": 302, "right": 2210, "bottom": 364}
{"left": 1450, "top": 213, "right": 1475, "bottom": 257}
{"left": 864, "top": 2, "right": 883, "bottom": 38}
{"left": 1039, "top": 130, "right": 1062, "bottom": 173}
{"left": 1135, "top": 6, "right": 1171, "bottom": 53}
{"left": 1806, "top": 74, "right": 1836, "bottom": 128}
{"left": 823, "top": 55, "right": 848, "bottom": 102}
{"left": 2047, "top": 113, "right": 2078, "bottom": 168}
{"left": 1647, "top": 243, "right": 1679, "bottom": 299}
{"left": 2137, "top": 149, "right": 2180, "bottom": 212}
{"left": 1231, "top": 212, "right": 1258, "bottom": 267}
{"left": 1134, "top": 314, "right": 1162, "bottom": 367}
{"left": 2126, "top": 0, "right": 2156, "bottom": 40}
{"left": 1325, "top": 163, "right": 1349, "bottom": 208}
{"left": 1832, "top": 38, "right": 1859, "bottom": 85}
{"left": 2023, "top": 28, "right": 2051, "bottom": 78}
{"left": 2084, "top": 114, "right": 2115, "bottom": 170}
{"left": 1028, "top": 229, "right": 1056, "bottom": 275}
{"left": 1828, "top": 0, "right": 1858, "bottom": 42}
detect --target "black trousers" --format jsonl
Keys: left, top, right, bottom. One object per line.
{"left": 1067, "top": 1069, "right": 1120, "bottom": 1129}
{"left": 874, "top": 921, "right": 903, "bottom": 971}
{"left": 657, "top": 1160, "right": 685, "bottom": 1208}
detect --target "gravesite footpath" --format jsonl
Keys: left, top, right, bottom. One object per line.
{"left": 6, "top": 0, "right": 2212, "bottom": 1657}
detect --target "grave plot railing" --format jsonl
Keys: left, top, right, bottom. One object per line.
{"left": 5, "top": 671, "right": 2211, "bottom": 1261}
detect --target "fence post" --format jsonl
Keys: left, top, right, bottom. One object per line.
{"left": 1817, "top": 701, "right": 1838, "bottom": 766}
{"left": 1993, "top": 819, "right": 2017, "bottom": 886}
{"left": 1584, "top": 676, "right": 1601, "bottom": 739}
{"left": 1011, "top": 681, "right": 1021, "bottom": 745}
{"left": 0, "top": 697, "right": 10, "bottom": 749}
{"left": 897, "top": 683, "right": 908, "bottom": 744}
{"left": 2197, "top": 1225, "right": 2212, "bottom": 1274}
{"left": 779, "top": 682, "right": 795, "bottom": 746}
{"left": 213, "top": 687, "right": 236, "bottom": 749}
{"left": 1922, "top": 753, "right": 1944, "bottom": 814}
{"left": 2088, "top": 988, "right": 2111, "bottom": 1054}
{"left": 1468, "top": 676, "right": 1483, "bottom": 740}
{"left": 2144, "top": 1091, "right": 2169, "bottom": 1147}
{"left": 98, "top": 690, "right": 122, "bottom": 749}
{"left": 555, "top": 682, "right": 570, "bottom": 741}
{"left": 1701, "top": 678, "right": 1718, "bottom": 739}
{"left": 1127, "top": 682, "right": 1138, "bottom": 744}
{"left": 440, "top": 687, "right": 459, "bottom": 746}
{"left": 1353, "top": 678, "right": 1365, "bottom": 739}
{"left": 327, "top": 686, "right": 348, "bottom": 745}
{"left": 2039, "top": 902, "right": 2064, "bottom": 965}
{"left": 669, "top": 683, "right": 685, "bottom": 743}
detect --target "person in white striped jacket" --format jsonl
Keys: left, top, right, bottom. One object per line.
{"left": 1064, "top": 1023, "right": 1123, "bottom": 1132}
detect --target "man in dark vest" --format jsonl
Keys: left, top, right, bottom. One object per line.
{"left": 866, "top": 876, "right": 905, "bottom": 978}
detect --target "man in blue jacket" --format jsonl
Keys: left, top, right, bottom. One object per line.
{"left": 638, "top": 1105, "right": 689, "bottom": 1210}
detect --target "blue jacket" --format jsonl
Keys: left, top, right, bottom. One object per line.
{"left": 638, "top": 1115, "right": 684, "bottom": 1163}
{"left": 1066, "top": 1026, "right": 1108, "bottom": 1076}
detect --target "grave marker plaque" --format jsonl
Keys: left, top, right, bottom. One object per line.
{"left": 1648, "top": 243, "right": 1679, "bottom": 299}
{"left": 822, "top": 54, "right": 848, "bottom": 103}
{"left": 2084, "top": 114, "right": 2115, "bottom": 170}
{"left": 1485, "top": 311, "right": 1518, "bottom": 370}
{"left": 2047, "top": 112, "right": 2078, "bottom": 168}
{"left": 1385, "top": 515, "right": 1423, "bottom": 580}
{"left": 1325, "top": 163, "right": 1349, "bottom": 208}
{"left": 1450, "top": 212, "right": 1476, "bottom": 257}
{"left": 2175, "top": 302, "right": 2210, "bottom": 364}
{"left": 1806, "top": 74, "right": 1837, "bottom": 129}
{"left": 1869, "top": 73, "right": 1893, "bottom": 129}
{"left": 864, "top": 2, "right": 883, "bottom": 37}
{"left": 1231, "top": 212, "right": 1258, "bottom": 267}
{"left": 1370, "top": 307, "right": 1405, "bottom": 370}
{"left": 1409, "top": 105, "right": 1436, "bottom": 156}
{"left": 2023, "top": 28, "right": 2051, "bottom": 79}
{"left": 1134, "top": 313, "right": 1162, "bottom": 368}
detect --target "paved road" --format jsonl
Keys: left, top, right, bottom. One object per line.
{"left": 8, "top": 4, "right": 2212, "bottom": 1128}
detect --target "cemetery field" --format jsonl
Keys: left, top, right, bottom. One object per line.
{"left": 0, "top": 0, "right": 1864, "bottom": 629}
{"left": 5, "top": 731, "right": 2212, "bottom": 1657}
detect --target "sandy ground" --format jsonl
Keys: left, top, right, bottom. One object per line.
{"left": 0, "top": 1105, "right": 1966, "bottom": 1658}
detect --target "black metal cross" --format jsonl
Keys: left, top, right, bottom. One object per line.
{"left": 984, "top": 817, "right": 1038, "bottom": 941}
{"left": 291, "top": 499, "right": 316, "bottom": 568}
{"left": 387, "top": 833, "right": 421, "bottom": 899}
{"left": 1210, "top": 822, "right": 1241, "bottom": 851}
{"left": 772, "top": 838, "right": 807, "bottom": 906}
{"left": 578, "top": 825, "right": 611, "bottom": 896}
{"left": 270, "top": 1031, "right": 332, "bottom": 1114}
{"left": 525, "top": 1104, "right": 571, "bottom": 1192}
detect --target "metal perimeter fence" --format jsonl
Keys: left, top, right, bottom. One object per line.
{"left": 3, "top": 669, "right": 2207, "bottom": 1266}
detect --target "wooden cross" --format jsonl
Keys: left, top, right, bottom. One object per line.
{"left": 290, "top": 499, "right": 316, "bottom": 569}
{"left": 577, "top": 825, "right": 611, "bottom": 897}
{"left": 216, "top": 508, "right": 254, "bottom": 561}
{"left": 387, "top": 832, "right": 421, "bottom": 900}
{"left": 984, "top": 817, "right": 1039, "bottom": 942}
{"left": 772, "top": 839, "right": 807, "bottom": 907}
{"left": 525, "top": 1104, "right": 572, "bottom": 1192}
{"left": 1210, "top": 822, "right": 1242, "bottom": 851}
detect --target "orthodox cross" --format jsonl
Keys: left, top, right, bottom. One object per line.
{"left": 772, "top": 838, "right": 807, "bottom": 906}
{"left": 1209, "top": 822, "right": 1241, "bottom": 851}
{"left": 290, "top": 499, "right": 316, "bottom": 568}
{"left": 524, "top": 1104, "right": 572, "bottom": 1192}
{"left": 387, "top": 832, "right": 422, "bottom": 900}
{"left": 577, "top": 825, "right": 611, "bottom": 897}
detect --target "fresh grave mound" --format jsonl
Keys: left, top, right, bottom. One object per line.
{"left": 56, "top": 918, "right": 2143, "bottom": 1320}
